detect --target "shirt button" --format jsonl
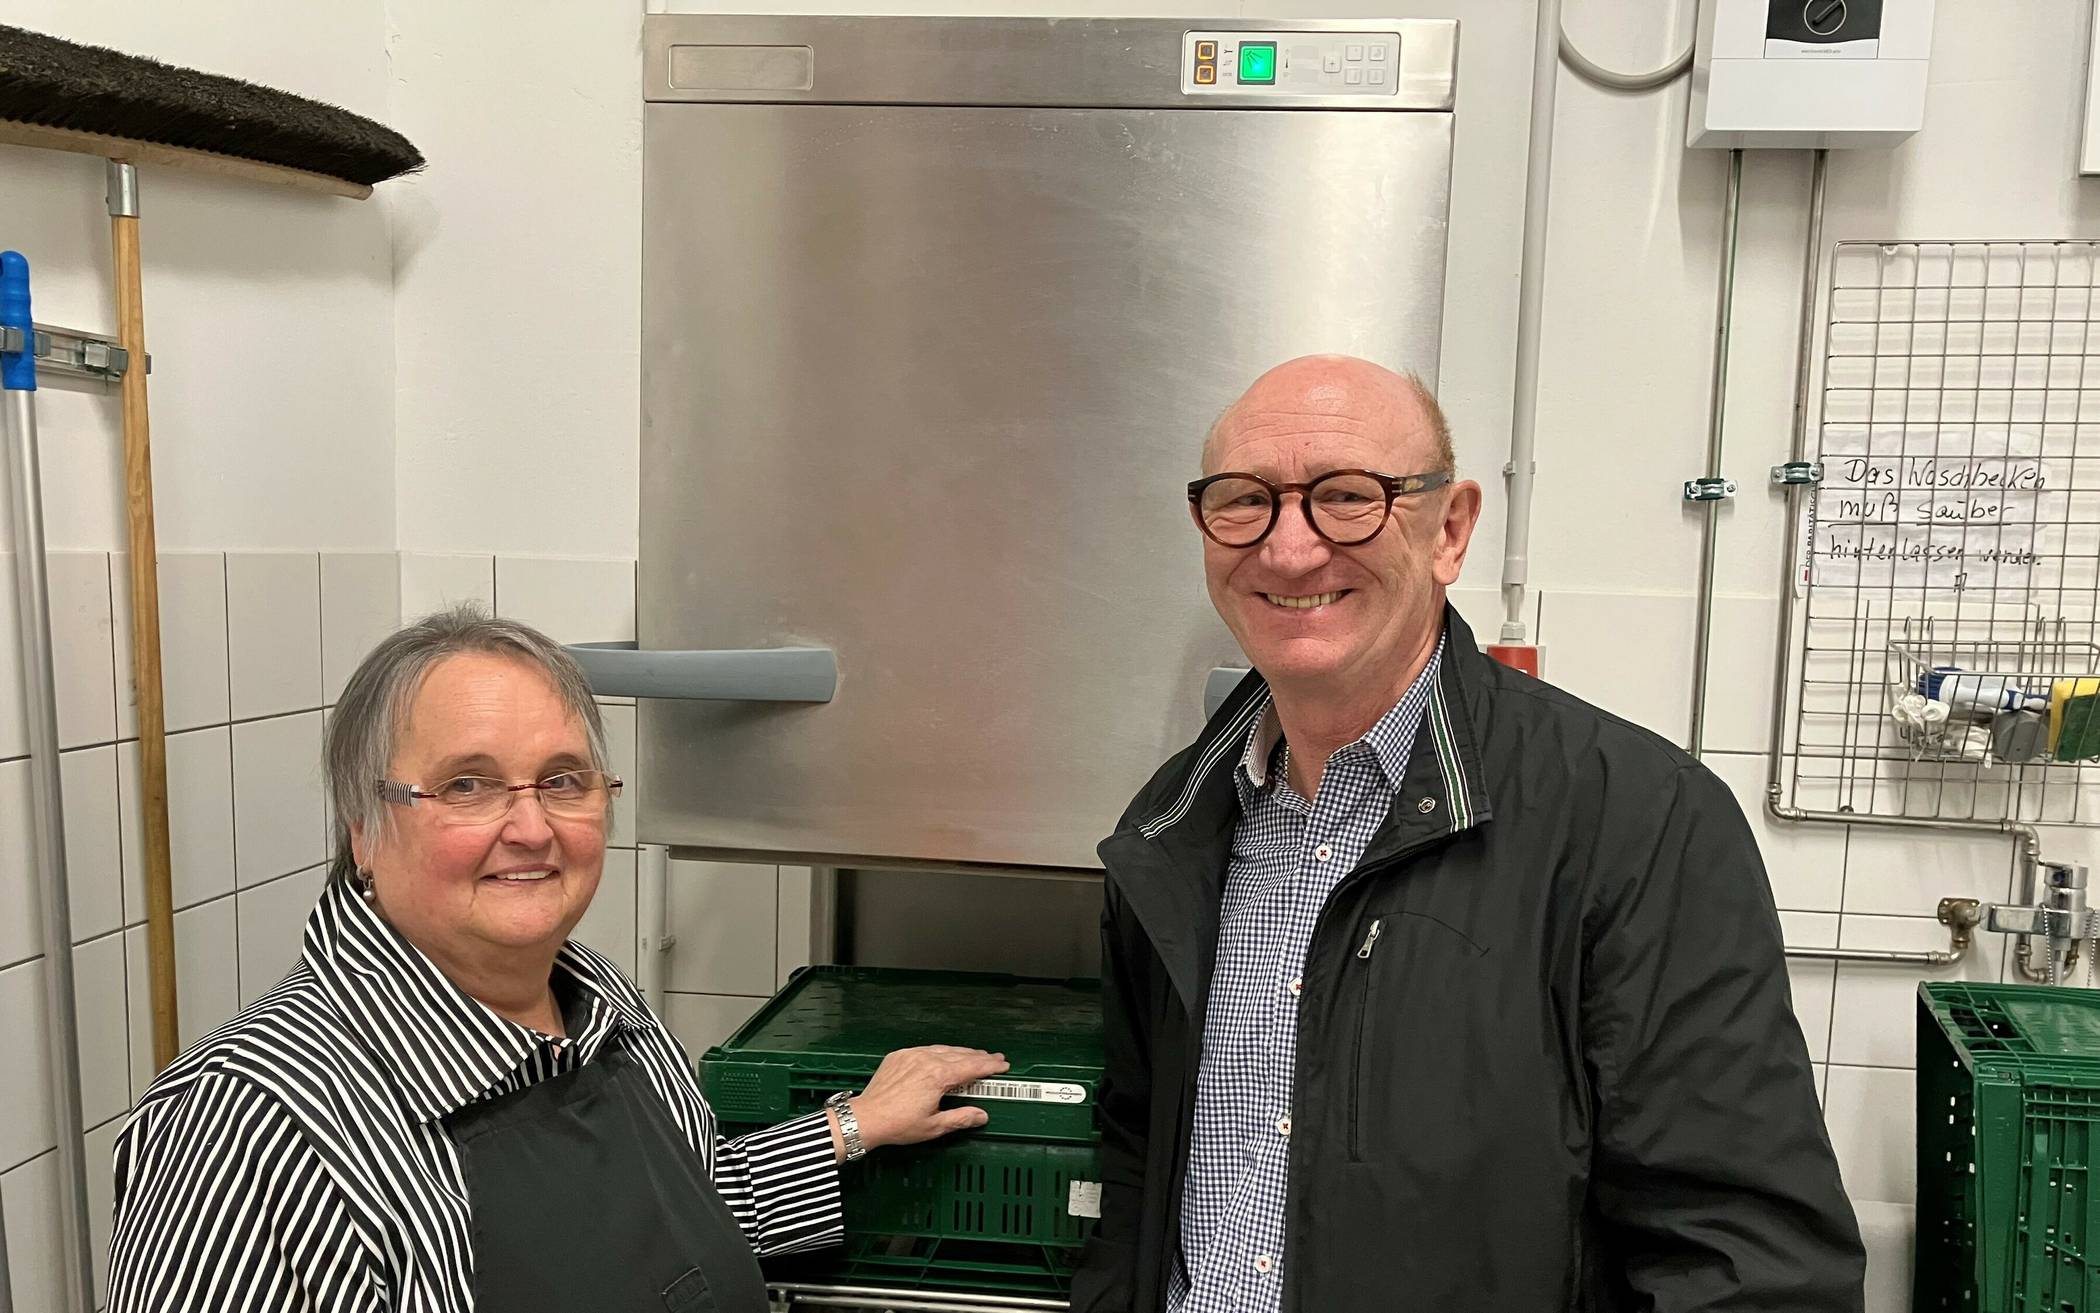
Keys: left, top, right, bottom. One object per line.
{"left": 1254, "top": 1255, "right": 1275, "bottom": 1275}
{"left": 1288, "top": 977, "right": 1302, "bottom": 996}
{"left": 1277, "top": 1115, "right": 1292, "bottom": 1136}
{"left": 1314, "top": 843, "right": 1332, "bottom": 862}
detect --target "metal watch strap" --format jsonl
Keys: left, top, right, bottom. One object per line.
{"left": 827, "top": 1090, "right": 867, "bottom": 1162}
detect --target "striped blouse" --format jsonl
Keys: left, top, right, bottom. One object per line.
{"left": 106, "top": 875, "right": 842, "bottom": 1312}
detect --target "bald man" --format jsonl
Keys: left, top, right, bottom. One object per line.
{"left": 1074, "top": 357, "right": 1863, "bottom": 1313}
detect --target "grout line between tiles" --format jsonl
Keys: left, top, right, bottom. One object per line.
{"left": 1822, "top": 827, "right": 1847, "bottom": 1067}
{"left": 227, "top": 686, "right": 243, "bottom": 1001}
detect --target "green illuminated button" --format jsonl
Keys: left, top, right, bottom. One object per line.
{"left": 1238, "top": 42, "right": 1277, "bottom": 84}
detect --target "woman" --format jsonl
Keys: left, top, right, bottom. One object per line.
{"left": 107, "top": 606, "right": 1006, "bottom": 1312}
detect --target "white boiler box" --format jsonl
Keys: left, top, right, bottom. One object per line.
{"left": 1688, "top": 0, "right": 1935, "bottom": 149}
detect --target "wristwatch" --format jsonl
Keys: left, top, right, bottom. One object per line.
{"left": 826, "top": 1090, "right": 868, "bottom": 1162}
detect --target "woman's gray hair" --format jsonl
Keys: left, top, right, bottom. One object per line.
{"left": 326, "top": 604, "right": 609, "bottom": 885}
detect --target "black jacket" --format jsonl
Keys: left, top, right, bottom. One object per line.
{"left": 1073, "top": 609, "right": 1864, "bottom": 1312}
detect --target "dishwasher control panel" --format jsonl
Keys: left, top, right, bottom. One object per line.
{"left": 1182, "top": 30, "right": 1402, "bottom": 96}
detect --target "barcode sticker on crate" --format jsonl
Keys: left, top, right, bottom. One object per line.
{"left": 953, "top": 1078, "right": 1089, "bottom": 1104}
{"left": 1068, "top": 1180, "right": 1103, "bottom": 1219}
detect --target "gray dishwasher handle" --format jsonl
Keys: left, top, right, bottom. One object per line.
{"left": 564, "top": 642, "right": 838, "bottom": 702}
{"left": 1205, "top": 667, "right": 1253, "bottom": 720}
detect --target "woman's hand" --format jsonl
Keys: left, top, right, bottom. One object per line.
{"left": 842, "top": 1045, "right": 1010, "bottom": 1152}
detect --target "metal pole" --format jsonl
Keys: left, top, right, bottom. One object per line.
{"left": 2, "top": 251, "right": 97, "bottom": 1313}
{"left": 1499, "top": 0, "right": 1565, "bottom": 645}
{"left": 1784, "top": 946, "right": 1963, "bottom": 966}
{"left": 1763, "top": 151, "right": 1828, "bottom": 787}
{"left": 1687, "top": 149, "right": 1744, "bottom": 758}
{"left": 0, "top": 1197, "right": 15, "bottom": 1313}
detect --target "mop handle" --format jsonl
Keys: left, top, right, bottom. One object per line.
{"left": 1, "top": 250, "right": 31, "bottom": 390}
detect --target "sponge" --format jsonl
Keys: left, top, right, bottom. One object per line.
{"left": 2050, "top": 679, "right": 2100, "bottom": 760}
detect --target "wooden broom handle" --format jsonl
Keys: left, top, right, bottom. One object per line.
{"left": 112, "top": 202, "right": 180, "bottom": 1071}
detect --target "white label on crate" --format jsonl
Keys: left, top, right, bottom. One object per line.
{"left": 1068, "top": 1180, "right": 1103, "bottom": 1219}
{"left": 954, "top": 1079, "right": 1089, "bottom": 1105}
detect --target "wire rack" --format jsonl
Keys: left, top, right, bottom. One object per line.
{"left": 1786, "top": 241, "right": 2100, "bottom": 826}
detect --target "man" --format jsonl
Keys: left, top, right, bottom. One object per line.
{"left": 1073, "top": 356, "right": 1863, "bottom": 1312}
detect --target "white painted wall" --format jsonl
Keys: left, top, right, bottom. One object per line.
{"left": 0, "top": 1, "right": 397, "bottom": 553}
{"left": 386, "top": 2, "right": 644, "bottom": 560}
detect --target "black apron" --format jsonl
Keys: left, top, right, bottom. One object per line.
{"left": 443, "top": 1040, "right": 772, "bottom": 1312}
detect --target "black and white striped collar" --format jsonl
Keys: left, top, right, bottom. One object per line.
{"left": 302, "top": 874, "right": 654, "bottom": 1124}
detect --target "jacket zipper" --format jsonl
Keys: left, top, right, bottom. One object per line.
{"left": 1348, "top": 917, "right": 1383, "bottom": 1163}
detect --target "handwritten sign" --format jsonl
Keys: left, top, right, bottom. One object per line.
{"left": 1808, "top": 428, "right": 2058, "bottom": 590}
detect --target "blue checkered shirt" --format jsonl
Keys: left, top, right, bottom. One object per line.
{"left": 1167, "top": 636, "right": 1445, "bottom": 1313}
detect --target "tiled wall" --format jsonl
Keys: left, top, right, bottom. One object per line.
{"left": 0, "top": 548, "right": 397, "bottom": 1308}
{"left": 0, "top": 549, "right": 2069, "bottom": 1310}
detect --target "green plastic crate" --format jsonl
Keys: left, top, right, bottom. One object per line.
{"left": 703, "top": 965, "right": 1103, "bottom": 1143}
{"left": 1917, "top": 982, "right": 2100, "bottom": 1312}
{"left": 702, "top": 966, "right": 1105, "bottom": 1295}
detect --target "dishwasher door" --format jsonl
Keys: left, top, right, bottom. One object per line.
{"left": 640, "top": 16, "right": 1457, "bottom": 871}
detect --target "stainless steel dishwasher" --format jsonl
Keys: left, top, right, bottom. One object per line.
{"left": 632, "top": 15, "right": 1461, "bottom": 880}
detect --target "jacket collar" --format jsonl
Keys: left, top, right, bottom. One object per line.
{"left": 302, "top": 874, "right": 655, "bottom": 1124}
{"left": 1100, "top": 605, "right": 1496, "bottom": 1011}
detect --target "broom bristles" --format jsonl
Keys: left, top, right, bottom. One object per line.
{"left": 0, "top": 24, "right": 423, "bottom": 187}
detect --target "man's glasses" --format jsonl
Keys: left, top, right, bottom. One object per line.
{"left": 1187, "top": 468, "right": 1452, "bottom": 548}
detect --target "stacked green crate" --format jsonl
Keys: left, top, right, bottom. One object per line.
{"left": 1917, "top": 982, "right": 2100, "bottom": 1312}
{"left": 702, "top": 966, "right": 1104, "bottom": 1295}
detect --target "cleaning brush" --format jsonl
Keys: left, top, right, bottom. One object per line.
{"left": 0, "top": 23, "right": 424, "bottom": 192}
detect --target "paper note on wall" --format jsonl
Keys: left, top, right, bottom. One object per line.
{"left": 1809, "top": 426, "right": 2064, "bottom": 593}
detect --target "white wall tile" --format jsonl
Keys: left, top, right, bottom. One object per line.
{"left": 120, "top": 727, "right": 236, "bottom": 918}
{"left": 1706, "top": 752, "right": 1846, "bottom": 912}
{"left": 0, "top": 958, "right": 52, "bottom": 1170}
{"left": 399, "top": 553, "right": 494, "bottom": 620}
{"left": 1855, "top": 1201, "right": 1914, "bottom": 1313}
{"left": 236, "top": 866, "right": 325, "bottom": 1005}
{"left": 1829, "top": 915, "right": 2005, "bottom": 1068}
{"left": 60, "top": 746, "right": 121, "bottom": 945}
{"left": 0, "top": 759, "right": 38, "bottom": 968}
{"left": 663, "top": 992, "right": 766, "bottom": 1064}
{"left": 73, "top": 933, "right": 130, "bottom": 1134}
{"left": 322, "top": 552, "right": 402, "bottom": 703}
{"left": 48, "top": 552, "right": 115, "bottom": 750}
{"left": 664, "top": 859, "right": 779, "bottom": 996}
{"left": 1538, "top": 591, "right": 1697, "bottom": 745}
{"left": 1780, "top": 911, "right": 1839, "bottom": 1065}
{"left": 1699, "top": 593, "right": 1785, "bottom": 756}
{"left": 116, "top": 551, "right": 231, "bottom": 737}
{"left": 1842, "top": 827, "right": 2014, "bottom": 918}
{"left": 1, "top": 1150, "right": 63, "bottom": 1313}
{"left": 601, "top": 702, "right": 637, "bottom": 848}
{"left": 777, "top": 866, "right": 815, "bottom": 990}
{"left": 125, "top": 896, "right": 239, "bottom": 1102}
{"left": 231, "top": 713, "right": 325, "bottom": 888}
{"left": 85, "top": 1116, "right": 118, "bottom": 1310}
{"left": 572, "top": 847, "right": 637, "bottom": 978}
{"left": 493, "top": 557, "right": 637, "bottom": 645}
{"left": 1824, "top": 1064, "right": 1916, "bottom": 1205}
{"left": 226, "top": 553, "right": 323, "bottom": 720}
{"left": 0, "top": 556, "right": 25, "bottom": 760}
